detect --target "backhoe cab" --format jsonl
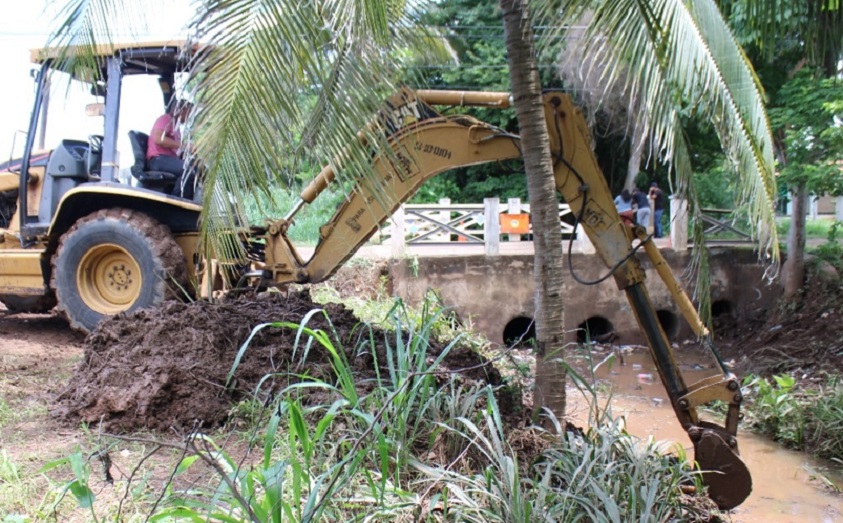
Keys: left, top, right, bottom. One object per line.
{"left": 0, "top": 42, "right": 203, "bottom": 331}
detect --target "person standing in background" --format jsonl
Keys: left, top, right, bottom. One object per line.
{"left": 614, "top": 189, "right": 635, "bottom": 221}
{"left": 632, "top": 187, "right": 650, "bottom": 229}
{"left": 649, "top": 182, "right": 665, "bottom": 238}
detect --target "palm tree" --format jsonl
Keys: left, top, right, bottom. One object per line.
{"left": 494, "top": 0, "right": 778, "bottom": 417}
{"left": 500, "top": 0, "right": 568, "bottom": 419}
{"left": 48, "top": 0, "right": 777, "bottom": 421}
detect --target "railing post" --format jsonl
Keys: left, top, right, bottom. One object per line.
{"left": 484, "top": 197, "right": 500, "bottom": 256}
{"left": 648, "top": 198, "right": 656, "bottom": 235}
{"left": 391, "top": 205, "right": 406, "bottom": 258}
{"left": 436, "top": 197, "right": 450, "bottom": 241}
{"left": 507, "top": 197, "right": 521, "bottom": 242}
{"left": 810, "top": 195, "right": 818, "bottom": 221}
{"left": 670, "top": 197, "right": 688, "bottom": 251}
{"left": 836, "top": 197, "right": 843, "bottom": 222}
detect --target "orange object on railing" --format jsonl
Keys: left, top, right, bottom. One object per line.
{"left": 500, "top": 213, "right": 530, "bottom": 234}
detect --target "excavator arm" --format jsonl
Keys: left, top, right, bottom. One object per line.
{"left": 262, "top": 88, "right": 751, "bottom": 509}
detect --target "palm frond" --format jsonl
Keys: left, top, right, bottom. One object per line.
{"left": 44, "top": 0, "right": 144, "bottom": 78}
{"left": 47, "top": 0, "right": 451, "bottom": 261}
{"left": 542, "top": 0, "right": 779, "bottom": 262}
{"left": 677, "top": 0, "right": 778, "bottom": 259}
{"left": 717, "top": 0, "right": 843, "bottom": 69}
{"left": 187, "top": 0, "right": 449, "bottom": 260}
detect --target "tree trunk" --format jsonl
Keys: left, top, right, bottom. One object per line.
{"left": 499, "top": 0, "right": 567, "bottom": 421}
{"left": 783, "top": 183, "right": 808, "bottom": 297}
{"left": 625, "top": 113, "right": 645, "bottom": 191}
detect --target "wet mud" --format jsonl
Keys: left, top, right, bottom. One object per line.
{"left": 54, "top": 290, "right": 501, "bottom": 432}
{"left": 714, "top": 274, "right": 843, "bottom": 381}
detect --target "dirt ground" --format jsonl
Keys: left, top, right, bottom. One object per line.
{"left": 715, "top": 267, "right": 843, "bottom": 384}
{"left": 52, "top": 289, "right": 502, "bottom": 433}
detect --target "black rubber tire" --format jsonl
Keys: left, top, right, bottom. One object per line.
{"left": 51, "top": 208, "right": 188, "bottom": 333}
{"left": 0, "top": 294, "right": 57, "bottom": 313}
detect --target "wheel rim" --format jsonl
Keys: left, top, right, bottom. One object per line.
{"left": 77, "top": 243, "right": 143, "bottom": 314}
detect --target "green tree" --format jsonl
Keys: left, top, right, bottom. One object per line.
{"left": 413, "top": 0, "right": 526, "bottom": 203}
{"left": 770, "top": 70, "right": 843, "bottom": 195}
{"left": 718, "top": 0, "right": 843, "bottom": 297}
{"left": 48, "top": 0, "right": 777, "bottom": 423}
{"left": 771, "top": 70, "right": 843, "bottom": 293}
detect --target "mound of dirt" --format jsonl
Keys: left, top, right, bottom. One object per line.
{"left": 54, "top": 290, "right": 502, "bottom": 432}
{"left": 717, "top": 273, "right": 843, "bottom": 380}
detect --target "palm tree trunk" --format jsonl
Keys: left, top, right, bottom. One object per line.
{"left": 783, "top": 183, "right": 808, "bottom": 297}
{"left": 625, "top": 112, "right": 646, "bottom": 191}
{"left": 499, "top": 0, "right": 567, "bottom": 421}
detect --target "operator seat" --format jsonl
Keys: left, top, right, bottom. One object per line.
{"left": 127, "top": 131, "right": 177, "bottom": 193}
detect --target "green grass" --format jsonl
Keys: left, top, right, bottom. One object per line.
{"left": 742, "top": 374, "right": 843, "bottom": 462}
{"left": 776, "top": 217, "right": 840, "bottom": 239}
{"left": 0, "top": 399, "right": 21, "bottom": 428}
{"left": 0, "top": 450, "right": 72, "bottom": 522}
{"left": 807, "top": 382, "right": 843, "bottom": 461}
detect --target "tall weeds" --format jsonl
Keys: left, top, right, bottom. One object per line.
{"left": 47, "top": 295, "right": 712, "bottom": 522}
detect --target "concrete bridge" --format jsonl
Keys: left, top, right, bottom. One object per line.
{"left": 359, "top": 198, "right": 779, "bottom": 346}
{"left": 387, "top": 243, "right": 778, "bottom": 346}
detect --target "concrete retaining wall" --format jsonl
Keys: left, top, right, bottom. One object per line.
{"left": 389, "top": 247, "right": 779, "bottom": 346}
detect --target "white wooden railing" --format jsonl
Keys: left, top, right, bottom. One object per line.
{"left": 377, "top": 197, "right": 700, "bottom": 255}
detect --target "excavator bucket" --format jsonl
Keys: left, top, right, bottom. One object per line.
{"left": 693, "top": 426, "right": 753, "bottom": 510}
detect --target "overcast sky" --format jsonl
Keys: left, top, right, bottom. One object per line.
{"left": 0, "top": 0, "right": 193, "bottom": 166}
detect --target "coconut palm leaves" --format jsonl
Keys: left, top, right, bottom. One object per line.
{"left": 46, "top": 0, "right": 778, "bottom": 268}
{"left": 186, "top": 0, "right": 454, "bottom": 257}
{"left": 547, "top": 0, "right": 778, "bottom": 259}
{"left": 46, "top": 0, "right": 146, "bottom": 75}
{"left": 48, "top": 0, "right": 448, "bottom": 259}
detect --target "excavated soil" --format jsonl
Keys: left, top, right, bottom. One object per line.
{"left": 715, "top": 271, "right": 843, "bottom": 382}
{"left": 55, "top": 289, "right": 502, "bottom": 432}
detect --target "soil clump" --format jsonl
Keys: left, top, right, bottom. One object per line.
{"left": 55, "top": 290, "right": 501, "bottom": 432}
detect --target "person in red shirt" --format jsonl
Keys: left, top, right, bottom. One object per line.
{"left": 147, "top": 100, "right": 197, "bottom": 199}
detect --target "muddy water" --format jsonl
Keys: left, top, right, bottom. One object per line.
{"left": 565, "top": 345, "right": 843, "bottom": 523}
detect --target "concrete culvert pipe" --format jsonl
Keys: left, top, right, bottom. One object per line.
{"left": 711, "top": 299, "right": 735, "bottom": 317}
{"left": 577, "top": 316, "right": 615, "bottom": 344}
{"left": 656, "top": 309, "right": 680, "bottom": 341}
{"left": 503, "top": 316, "right": 536, "bottom": 347}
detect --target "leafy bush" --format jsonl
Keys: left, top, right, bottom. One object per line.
{"left": 777, "top": 217, "right": 840, "bottom": 241}
{"left": 693, "top": 165, "right": 737, "bottom": 210}
{"left": 413, "top": 412, "right": 711, "bottom": 522}
{"left": 744, "top": 374, "right": 843, "bottom": 462}
{"left": 810, "top": 220, "right": 843, "bottom": 271}
{"left": 742, "top": 374, "right": 808, "bottom": 449}
{"left": 242, "top": 185, "right": 347, "bottom": 244}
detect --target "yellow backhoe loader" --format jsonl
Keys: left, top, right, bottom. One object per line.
{"left": 0, "top": 43, "right": 751, "bottom": 508}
